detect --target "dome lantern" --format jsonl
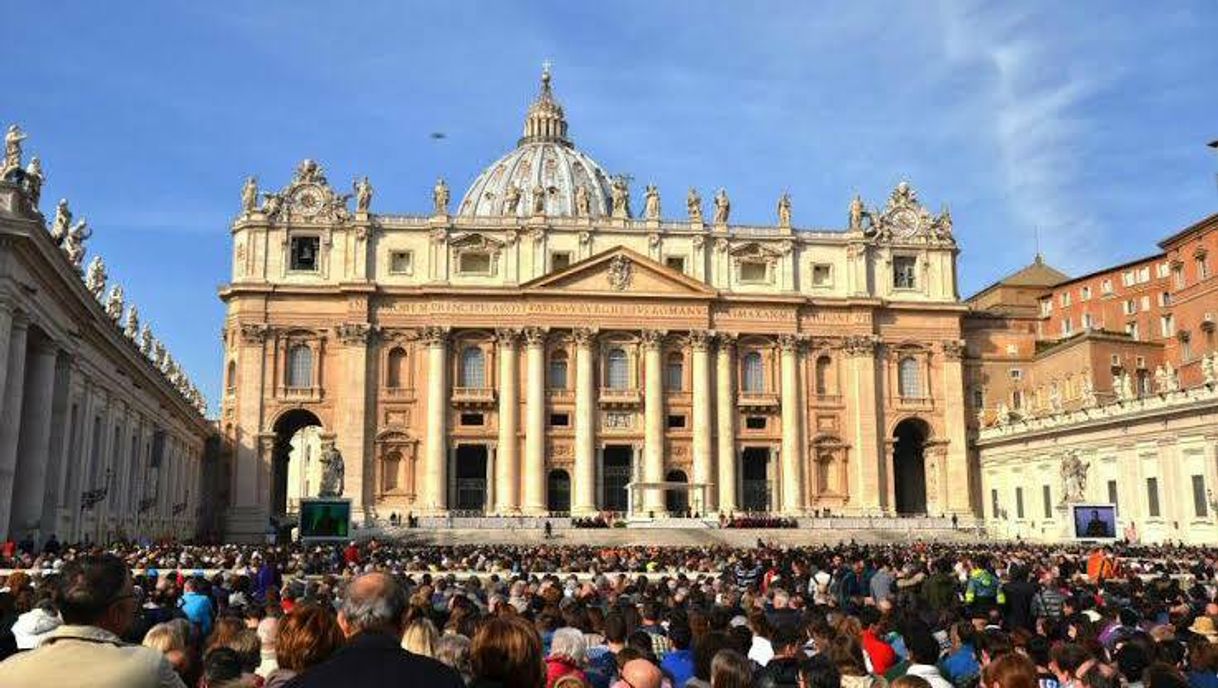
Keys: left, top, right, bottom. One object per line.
{"left": 519, "top": 63, "right": 570, "bottom": 146}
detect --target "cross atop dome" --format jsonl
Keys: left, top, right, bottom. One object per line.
{"left": 520, "top": 62, "right": 570, "bottom": 146}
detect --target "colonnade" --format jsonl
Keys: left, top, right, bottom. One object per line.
{"left": 416, "top": 326, "right": 811, "bottom": 516}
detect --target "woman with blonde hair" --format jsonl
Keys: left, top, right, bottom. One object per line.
{"left": 402, "top": 617, "right": 440, "bottom": 657}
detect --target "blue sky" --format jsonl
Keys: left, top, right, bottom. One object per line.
{"left": 7, "top": 1, "right": 1217, "bottom": 413}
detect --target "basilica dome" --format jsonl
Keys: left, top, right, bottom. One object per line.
{"left": 458, "top": 68, "right": 615, "bottom": 219}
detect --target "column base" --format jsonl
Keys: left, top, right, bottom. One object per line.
{"left": 224, "top": 506, "right": 270, "bottom": 544}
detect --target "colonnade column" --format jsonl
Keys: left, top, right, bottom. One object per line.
{"left": 716, "top": 334, "right": 737, "bottom": 514}
{"left": 11, "top": 339, "right": 59, "bottom": 539}
{"left": 572, "top": 328, "right": 597, "bottom": 516}
{"left": 0, "top": 314, "right": 29, "bottom": 540}
{"left": 494, "top": 329, "right": 520, "bottom": 513}
{"left": 641, "top": 329, "right": 666, "bottom": 515}
{"left": 422, "top": 326, "right": 449, "bottom": 513}
{"left": 337, "top": 323, "right": 370, "bottom": 521}
{"left": 779, "top": 334, "right": 805, "bottom": 515}
{"left": 522, "top": 328, "right": 547, "bottom": 514}
{"left": 690, "top": 330, "right": 714, "bottom": 514}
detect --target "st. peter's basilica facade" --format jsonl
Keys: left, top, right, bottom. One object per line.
{"left": 219, "top": 69, "right": 971, "bottom": 538}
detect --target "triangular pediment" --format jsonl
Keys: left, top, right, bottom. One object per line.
{"left": 521, "top": 246, "right": 717, "bottom": 296}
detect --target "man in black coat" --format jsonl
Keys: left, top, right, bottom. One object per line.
{"left": 286, "top": 572, "right": 463, "bottom": 688}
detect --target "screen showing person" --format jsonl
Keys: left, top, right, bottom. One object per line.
{"left": 1072, "top": 504, "right": 1116, "bottom": 539}
{"left": 300, "top": 499, "right": 351, "bottom": 538}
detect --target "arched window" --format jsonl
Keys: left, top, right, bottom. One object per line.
{"left": 665, "top": 352, "right": 684, "bottom": 391}
{"left": 226, "top": 360, "right": 237, "bottom": 393}
{"left": 383, "top": 450, "right": 401, "bottom": 492}
{"left": 286, "top": 345, "right": 312, "bottom": 389}
{"left": 548, "top": 351, "right": 568, "bottom": 389}
{"left": 742, "top": 351, "right": 764, "bottom": 393}
{"left": 606, "top": 348, "right": 628, "bottom": 390}
{"left": 898, "top": 357, "right": 921, "bottom": 398}
{"left": 460, "top": 346, "right": 485, "bottom": 388}
{"left": 815, "top": 355, "right": 833, "bottom": 396}
{"left": 386, "top": 347, "right": 406, "bottom": 388}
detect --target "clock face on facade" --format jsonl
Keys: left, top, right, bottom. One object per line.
{"left": 292, "top": 184, "right": 324, "bottom": 216}
{"left": 890, "top": 207, "right": 920, "bottom": 238}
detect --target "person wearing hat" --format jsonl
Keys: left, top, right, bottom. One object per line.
{"left": 1189, "top": 616, "right": 1218, "bottom": 643}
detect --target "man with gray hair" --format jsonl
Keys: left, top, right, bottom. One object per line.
{"left": 287, "top": 572, "right": 462, "bottom": 688}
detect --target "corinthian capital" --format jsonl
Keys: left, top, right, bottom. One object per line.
{"left": 336, "top": 322, "right": 372, "bottom": 346}
{"left": 640, "top": 329, "right": 666, "bottom": 350}
{"left": 494, "top": 328, "right": 521, "bottom": 346}
{"left": 942, "top": 339, "right": 965, "bottom": 360}
{"left": 419, "top": 325, "right": 449, "bottom": 347}
{"left": 689, "top": 329, "right": 713, "bottom": 352}
{"left": 571, "top": 327, "right": 597, "bottom": 347}
{"left": 778, "top": 333, "right": 804, "bottom": 353}
{"left": 523, "top": 327, "right": 548, "bottom": 347}
{"left": 843, "top": 335, "right": 877, "bottom": 357}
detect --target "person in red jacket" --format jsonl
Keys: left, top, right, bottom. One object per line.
{"left": 343, "top": 541, "right": 360, "bottom": 566}
{"left": 859, "top": 606, "right": 897, "bottom": 675}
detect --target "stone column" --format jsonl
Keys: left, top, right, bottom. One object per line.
{"left": 337, "top": 323, "right": 371, "bottom": 520}
{"left": 716, "top": 335, "right": 737, "bottom": 514}
{"left": 779, "top": 334, "right": 805, "bottom": 515}
{"left": 642, "top": 330, "right": 666, "bottom": 515}
{"left": 0, "top": 315, "right": 29, "bottom": 540}
{"left": 522, "top": 328, "right": 547, "bottom": 514}
{"left": 572, "top": 328, "right": 597, "bottom": 516}
{"left": 845, "top": 336, "right": 882, "bottom": 514}
{"left": 230, "top": 324, "right": 270, "bottom": 539}
{"left": 691, "top": 330, "right": 714, "bottom": 514}
{"left": 494, "top": 329, "right": 520, "bottom": 513}
{"left": 10, "top": 338, "right": 58, "bottom": 540}
{"left": 940, "top": 340, "right": 971, "bottom": 513}
{"left": 422, "top": 326, "right": 449, "bottom": 513}
{"left": 43, "top": 357, "right": 74, "bottom": 536}
{"left": 0, "top": 303, "right": 13, "bottom": 422}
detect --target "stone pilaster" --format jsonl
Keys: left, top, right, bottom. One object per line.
{"left": 522, "top": 327, "right": 547, "bottom": 514}
{"left": 422, "top": 326, "right": 449, "bottom": 512}
{"left": 336, "top": 322, "right": 371, "bottom": 520}
{"left": 572, "top": 328, "right": 597, "bottom": 516}
{"left": 228, "top": 323, "right": 270, "bottom": 538}
{"left": 940, "top": 339, "right": 970, "bottom": 513}
{"left": 779, "top": 334, "right": 804, "bottom": 515}
{"left": 641, "top": 329, "right": 666, "bottom": 515}
{"left": 0, "top": 314, "right": 29, "bottom": 539}
{"left": 690, "top": 330, "right": 714, "bottom": 514}
{"left": 845, "top": 335, "right": 882, "bottom": 514}
{"left": 494, "top": 328, "right": 520, "bottom": 513}
{"left": 716, "top": 334, "right": 737, "bottom": 513}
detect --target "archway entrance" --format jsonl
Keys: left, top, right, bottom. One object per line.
{"left": 271, "top": 409, "right": 323, "bottom": 518}
{"left": 601, "top": 445, "right": 632, "bottom": 512}
{"left": 454, "top": 444, "right": 488, "bottom": 512}
{"left": 741, "top": 447, "right": 770, "bottom": 512}
{"left": 665, "top": 470, "right": 689, "bottom": 515}
{"left": 892, "top": 418, "right": 929, "bottom": 515}
{"left": 547, "top": 469, "right": 571, "bottom": 514}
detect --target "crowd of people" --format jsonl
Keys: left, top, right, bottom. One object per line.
{"left": 0, "top": 537, "right": 1216, "bottom": 688}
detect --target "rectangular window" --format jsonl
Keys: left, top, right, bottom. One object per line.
{"left": 551, "top": 252, "right": 572, "bottom": 272}
{"left": 289, "top": 236, "right": 320, "bottom": 272}
{"left": 1183, "top": 337, "right": 1193, "bottom": 361}
{"left": 665, "top": 358, "right": 684, "bottom": 391}
{"left": 1157, "top": 261, "right": 1171, "bottom": 278}
{"left": 664, "top": 255, "right": 687, "bottom": 273}
{"left": 458, "top": 251, "right": 492, "bottom": 274}
{"left": 1010, "top": 368, "right": 1022, "bottom": 381}
{"left": 1140, "top": 295, "right": 1150, "bottom": 311}
{"left": 549, "top": 413, "right": 569, "bottom": 427}
{"left": 1197, "top": 257, "right": 1209, "bottom": 280}
{"left": 389, "top": 250, "right": 414, "bottom": 275}
{"left": 1080, "top": 286, "right": 1091, "bottom": 300}
{"left": 1015, "top": 487, "right": 1025, "bottom": 519}
{"left": 1146, "top": 477, "right": 1160, "bottom": 518}
{"left": 1108, "top": 480, "right": 1119, "bottom": 515}
{"left": 1101, "top": 279, "right": 1113, "bottom": 294}
{"left": 1123, "top": 299, "right": 1137, "bottom": 315}
{"left": 666, "top": 414, "right": 687, "bottom": 429}
{"left": 811, "top": 263, "right": 833, "bottom": 287}
{"left": 991, "top": 489, "right": 1000, "bottom": 518}
{"left": 893, "top": 256, "right": 917, "bottom": 289}
{"left": 1174, "top": 266, "right": 1185, "bottom": 289}
{"left": 1043, "top": 485, "right": 1052, "bottom": 519}
{"left": 1122, "top": 271, "right": 1135, "bottom": 287}
{"left": 1159, "top": 292, "right": 1171, "bottom": 307}
{"left": 1060, "top": 292, "right": 1071, "bottom": 307}
{"left": 1160, "top": 315, "right": 1175, "bottom": 337}
{"left": 739, "top": 260, "right": 768, "bottom": 283}
{"left": 1193, "top": 475, "right": 1208, "bottom": 518}
{"left": 1040, "top": 300, "right": 1053, "bottom": 316}
{"left": 1126, "top": 322, "right": 1139, "bottom": 340}
{"left": 1061, "top": 319, "right": 1073, "bottom": 336}
{"left": 1082, "top": 313, "right": 1094, "bottom": 330}
{"left": 460, "top": 412, "right": 484, "bottom": 426}
{"left": 1138, "top": 266, "right": 1150, "bottom": 283}
{"left": 745, "top": 416, "right": 767, "bottom": 430}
